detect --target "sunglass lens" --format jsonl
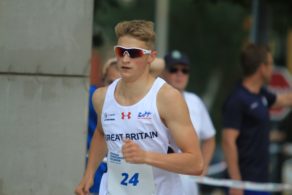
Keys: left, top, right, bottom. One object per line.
{"left": 115, "top": 47, "right": 124, "bottom": 57}
{"left": 169, "top": 67, "right": 178, "bottom": 73}
{"left": 128, "top": 49, "right": 143, "bottom": 58}
{"left": 115, "top": 47, "right": 144, "bottom": 58}
{"left": 182, "top": 68, "right": 189, "bottom": 74}
{"left": 169, "top": 67, "right": 189, "bottom": 74}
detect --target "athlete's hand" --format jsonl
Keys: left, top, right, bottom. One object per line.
{"left": 74, "top": 175, "right": 93, "bottom": 195}
{"left": 122, "top": 139, "right": 146, "bottom": 164}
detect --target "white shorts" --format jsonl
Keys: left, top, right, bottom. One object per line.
{"left": 98, "top": 172, "right": 108, "bottom": 195}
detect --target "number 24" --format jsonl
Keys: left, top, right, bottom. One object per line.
{"left": 120, "top": 172, "right": 139, "bottom": 186}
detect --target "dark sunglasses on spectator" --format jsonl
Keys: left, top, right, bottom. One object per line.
{"left": 168, "top": 67, "right": 190, "bottom": 75}
{"left": 114, "top": 45, "right": 152, "bottom": 58}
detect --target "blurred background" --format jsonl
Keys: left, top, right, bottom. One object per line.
{"left": 0, "top": 0, "right": 292, "bottom": 194}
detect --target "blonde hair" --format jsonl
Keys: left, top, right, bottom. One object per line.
{"left": 102, "top": 58, "right": 118, "bottom": 81}
{"left": 114, "top": 20, "right": 156, "bottom": 49}
{"left": 150, "top": 57, "right": 165, "bottom": 77}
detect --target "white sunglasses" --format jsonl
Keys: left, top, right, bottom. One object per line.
{"left": 114, "top": 45, "right": 152, "bottom": 58}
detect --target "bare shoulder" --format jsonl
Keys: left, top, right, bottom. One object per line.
{"left": 92, "top": 86, "right": 108, "bottom": 113}
{"left": 157, "top": 83, "right": 187, "bottom": 117}
{"left": 158, "top": 83, "right": 185, "bottom": 103}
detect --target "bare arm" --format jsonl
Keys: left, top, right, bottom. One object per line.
{"left": 222, "top": 128, "right": 243, "bottom": 195}
{"left": 144, "top": 84, "right": 203, "bottom": 175}
{"left": 75, "top": 87, "right": 108, "bottom": 195}
{"left": 85, "top": 125, "right": 107, "bottom": 177}
{"left": 85, "top": 87, "right": 108, "bottom": 176}
{"left": 122, "top": 84, "right": 203, "bottom": 175}
{"left": 201, "top": 137, "right": 216, "bottom": 175}
{"left": 222, "top": 128, "right": 241, "bottom": 181}
{"left": 272, "top": 92, "right": 292, "bottom": 108}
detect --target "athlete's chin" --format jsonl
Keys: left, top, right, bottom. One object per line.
{"left": 120, "top": 74, "right": 136, "bottom": 82}
{"left": 120, "top": 71, "right": 132, "bottom": 78}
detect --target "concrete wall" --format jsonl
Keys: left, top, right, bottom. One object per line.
{"left": 0, "top": 0, "right": 93, "bottom": 75}
{"left": 0, "top": 0, "right": 93, "bottom": 194}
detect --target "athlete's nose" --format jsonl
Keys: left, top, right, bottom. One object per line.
{"left": 121, "top": 51, "right": 131, "bottom": 62}
{"left": 123, "top": 51, "right": 130, "bottom": 57}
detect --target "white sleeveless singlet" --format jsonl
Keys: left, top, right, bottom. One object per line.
{"left": 100, "top": 77, "right": 184, "bottom": 195}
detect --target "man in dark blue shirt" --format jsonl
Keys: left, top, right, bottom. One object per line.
{"left": 222, "top": 43, "right": 292, "bottom": 195}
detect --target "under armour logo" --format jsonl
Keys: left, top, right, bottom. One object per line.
{"left": 121, "top": 112, "right": 131, "bottom": 120}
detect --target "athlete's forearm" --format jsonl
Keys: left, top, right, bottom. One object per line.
{"left": 144, "top": 151, "right": 204, "bottom": 175}
{"left": 85, "top": 129, "right": 108, "bottom": 177}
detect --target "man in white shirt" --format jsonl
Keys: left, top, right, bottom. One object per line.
{"left": 163, "top": 50, "right": 216, "bottom": 195}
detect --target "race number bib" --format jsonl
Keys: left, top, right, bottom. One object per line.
{"left": 108, "top": 152, "right": 155, "bottom": 195}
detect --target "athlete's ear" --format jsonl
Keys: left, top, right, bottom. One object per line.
{"left": 148, "top": 50, "right": 157, "bottom": 64}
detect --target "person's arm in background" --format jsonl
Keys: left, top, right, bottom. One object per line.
{"left": 221, "top": 92, "right": 243, "bottom": 195}
{"left": 273, "top": 92, "right": 292, "bottom": 108}
{"left": 201, "top": 137, "right": 215, "bottom": 175}
{"left": 222, "top": 129, "right": 243, "bottom": 195}
{"left": 86, "top": 85, "right": 98, "bottom": 151}
{"left": 198, "top": 99, "right": 216, "bottom": 175}
{"left": 222, "top": 129, "right": 240, "bottom": 180}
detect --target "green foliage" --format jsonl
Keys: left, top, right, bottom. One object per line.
{"left": 166, "top": 0, "right": 249, "bottom": 134}
{"left": 169, "top": 0, "right": 247, "bottom": 89}
{"left": 93, "top": 0, "right": 155, "bottom": 46}
{"left": 269, "top": 1, "right": 292, "bottom": 35}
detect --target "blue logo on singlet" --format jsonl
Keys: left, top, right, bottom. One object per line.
{"left": 104, "top": 112, "right": 115, "bottom": 121}
{"left": 137, "top": 111, "right": 152, "bottom": 119}
{"left": 109, "top": 152, "right": 123, "bottom": 164}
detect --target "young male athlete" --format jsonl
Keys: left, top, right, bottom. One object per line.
{"left": 75, "top": 20, "right": 203, "bottom": 195}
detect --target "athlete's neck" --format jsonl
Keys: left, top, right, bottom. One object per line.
{"left": 115, "top": 75, "right": 155, "bottom": 106}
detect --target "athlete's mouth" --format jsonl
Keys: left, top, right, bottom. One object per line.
{"left": 121, "top": 66, "right": 131, "bottom": 70}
